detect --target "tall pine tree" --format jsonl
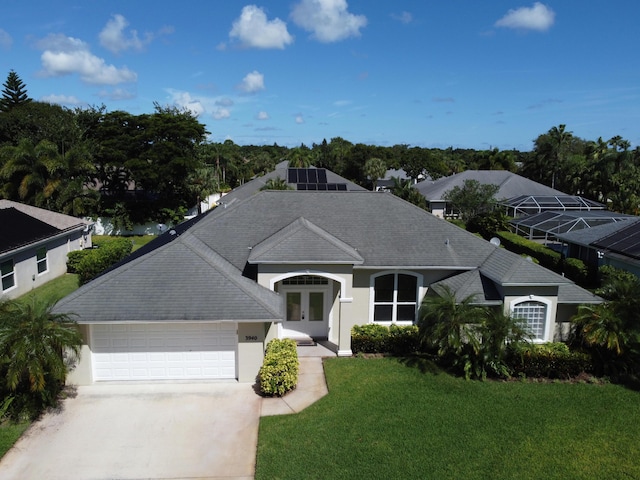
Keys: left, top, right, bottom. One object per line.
{"left": 0, "top": 70, "right": 32, "bottom": 112}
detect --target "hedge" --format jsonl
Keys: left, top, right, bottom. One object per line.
{"left": 259, "top": 338, "right": 299, "bottom": 397}
{"left": 351, "top": 324, "right": 420, "bottom": 356}
{"left": 67, "top": 237, "right": 133, "bottom": 285}
{"left": 496, "top": 231, "right": 561, "bottom": 271}
{"left": 508, "top": 342, "right": 593, "bottom": 379}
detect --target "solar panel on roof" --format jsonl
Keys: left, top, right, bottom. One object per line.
{"left": 288, "top": 169, "right": 297, "bottom": 183}
{"left": 298, "top": 169, "right": 308, "bottom": 183}
{"left": 307, "top": 183, "right": 317, "bottom": 190}
{"left": 317, "top": 169, "right": 327, "bottom": 183}
{"left": 297, "top": 184, "right": 307, "bottom": 190}
{"left": 327, "top": 184, "right": 337, "bottom": 191}
{"left": 317, "top": 184, "right": 327, "bottom": 190}
{"left": 308, "top": 169, "right": 318, "bottom": 183}
{"left": 337, "top": 184, "right": 347, "bottom": 191}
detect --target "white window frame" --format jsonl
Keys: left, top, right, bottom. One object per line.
{"left": 1, "top": 259, "right": 16, "bottom": 292}
{"left": 510, "top": 295, "right": 552, "bottom": 343}
{"left": 369, "top": 271, "right": 423, "bottom": 325}
{"left": 36, "top": 246, "right": 48, "bottom": 275}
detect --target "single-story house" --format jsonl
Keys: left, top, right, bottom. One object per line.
{"left": 54, "top": 167, "right": 601, "bottom": 385}
{"left": 0, "top": 200, "right": 92, "bottom": 300}
{"left": 414, "top": 170, "right": 567, "bottom": 218}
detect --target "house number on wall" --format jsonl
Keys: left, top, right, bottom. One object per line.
{"left": 245, "top": 335, "right": 259, "bottom": 341}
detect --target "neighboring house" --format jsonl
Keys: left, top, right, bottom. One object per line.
{"left": 414, "top": 170, "right": 567, "bottom": 218}
{"left": 557, "top": 219, "right": 640, "bottom": 279}
{"left": 376, "top": 168, "right": 425, "bottom": 192}
{"left": 0, "top": 200, "right": 92, "bottom": 300}
{"left": 54, "top": 167, "right": 600, "bottom": 386}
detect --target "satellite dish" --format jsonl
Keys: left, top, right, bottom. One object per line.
{"left": 490, "top": 237, "right": 501, "bottom": 247}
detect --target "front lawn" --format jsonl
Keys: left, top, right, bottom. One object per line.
{"left": 256, "top": 357, "right": 640, "bottom": 480}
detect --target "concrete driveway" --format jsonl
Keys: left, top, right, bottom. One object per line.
{"left": 0, "top": 382, "right": 262, "bottom": 480}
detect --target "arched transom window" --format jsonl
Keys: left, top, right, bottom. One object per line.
{"left": 511, "top": 297, "right": 551, "bottom": 342}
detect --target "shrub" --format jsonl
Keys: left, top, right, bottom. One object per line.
{"left": 562, "top": 257, "right": 588, "bottom": 285}
{"left": 70, "top": 237, "right": 133, "bottom": 285}
{"left": 509, "top": 343, "right": 592, "bottom": 379}
{"left": 351, "top": 324, "right": 421, "bottom": 356}
{"left": 496, "top": 231, "right": 561, "bottom": 271}
{"left": 351, "top": 324, "right": 390, "bottom": 354}
{"left": 388, "top": 325, "right": 421, "bottom": 356}
{"left": 259, "top": 339, "right": 299, "bottom": 397}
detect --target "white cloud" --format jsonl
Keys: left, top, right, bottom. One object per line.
{"left": 290, "top": 0, "right": 367, "bottom": 43}
{"left": 495, "top": 2, "right": 555, "bottom": 32}
{"left": 37, "top": 33, "right": 137, "bottom": 85}
{"left": 391, "top": 11, "right": 413, "bottom": 24}
{"left": 237, "top": 70, "right": 265, "bottom": 93}
{"left": 99, "top": 14, "right": 173, "bottom": 54}
{"left": 165, "top": 89, "right": 205, "bottom": 117}
{"left": 295, "top": 114, "right": 304, "bottom": 124}
{"left": 257, "top": 110, "right": 269, "bottom": 120}
{"left": 99, "top": 14, "right": 147, "bottom": 53}
{"left": 41, "top": 94, "right": 83, "bottom": 106}
{"left": 216, "top": 97, "right": 234, "bottom": 107}
{"left": 0, "top": 29, "right": 12, "bottom": 50}
{"left": 212, "top": 108, "right": 231, "bottom": 120}
{"left": 230, "top": 5, "right": 293, "bottom": 49}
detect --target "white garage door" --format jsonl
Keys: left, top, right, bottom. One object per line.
{"left": 91, "top": 323, "right": 237, "bottom": 381}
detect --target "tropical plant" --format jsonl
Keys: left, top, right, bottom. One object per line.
{"left": 0, "top": 298, "right": 82, "bottom": 418}
{"left": 571, "top": 273, "right": 640, "bottom": 378}
{"left": 260, "top": 176, "right": 293, "bottom": 191}
{"left": 418, "top": 287, "right": 485, "bottom": 379}
{"left": 479, "top": 309, "right": 530, "bottom": 378}
{"left": 363, "top": 157, "right": 387, "bottom": 190}
{"left": 390, "top": 176, "right": 425, "bottom": 208}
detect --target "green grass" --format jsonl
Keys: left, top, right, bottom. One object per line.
{"left": 17, "top": 273, "right": 80, "bottom": 305}
{"left": 93, "top": 234, "right": 156, "bottom": 252}
{"left": 0, "top": 422, "right": 29, "bottom": 458}
{"left": 256, "top": 357, "right": 640, "bottom": 480}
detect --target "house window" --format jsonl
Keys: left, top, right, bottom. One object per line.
{"left": 1, "top": 260, "right": 15, "bottom": 291}
{"left": 36, "top": 247, "right": 48, "bottom": 274}
{"left": 512, "top": 299, "right": 549, "bottom": 342}
{"left": 282, "top": 275, "right": 328, "bottom": 285}
{"left": 372, "top": 272, "right": 419, "bottom": 323}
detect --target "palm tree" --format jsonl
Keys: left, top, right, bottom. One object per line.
{"left": 260, "top": 176, "right": 292, "bottom": 191}
{"left": 418, "top": 287, "right": 485, "bottom": 378}
{"left": 0, "top": 299, "right": 82, "bottom": 406}
{"left": 363, "top": 157, "right": 387, "bottom": 190}
{"left": 0, "top": 138, "right": 61, "bottom": 207}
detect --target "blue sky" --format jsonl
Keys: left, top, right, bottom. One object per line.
{"left": 1, "top": 1, "right": 639, "bottom": 151}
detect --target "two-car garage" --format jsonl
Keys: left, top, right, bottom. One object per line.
{"left": 90, "top": 323, "right": 238, "bottom": 381}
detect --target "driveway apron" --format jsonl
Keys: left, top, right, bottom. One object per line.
{"left": 0, "top": 382, "right": 261, "bottom": 480}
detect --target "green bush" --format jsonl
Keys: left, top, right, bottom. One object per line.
{"left": 509, "top": 343, "right": 592, "bottom": 379}
{"left": 259, "top": 339, "right": 299, "bottom": 397}
{"left": 351, "top": 324, "right": 389, "bottom": 353}
{"left": 388, "top": 325, "right": 421, "bottom": 355}
{"left": 496, "top": 231, "right": 561, "bottom": 271}
{"left": 562, "top": 257, "right": 588, "bottom": 285}
{"left": 351, "top": 324, "right": 420, "bottom": 356}
{"left": 70, "top": 237, "right": 133, "bottom": 285}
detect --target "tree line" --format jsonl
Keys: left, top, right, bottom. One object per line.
{"left": 1, "top": 69, "right": 639, "bottom": 228}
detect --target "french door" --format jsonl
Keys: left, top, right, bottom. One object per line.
{"left": 281, "top": 288, "right": 329, "bottom": 338}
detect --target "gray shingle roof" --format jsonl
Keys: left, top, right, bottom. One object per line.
{"left": 191, "top": 190, "right": 498, "bottom": 269}
{"left": 248, "top": 217, "right": 364, "bottom": 264}
{"left": 479, "top": 246, "right": 568, "bottom": 286}
{"left": 415, "top": 170, "right": 565, "bottom": 201}
{"left": 220, "top": 161, "right": 366, "bottom": 206}
{"left": 429, "top": 269, "right": 503, "bottom": 305}
{"left": 54, "top": 230, "right": 284, "bottom": 323}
